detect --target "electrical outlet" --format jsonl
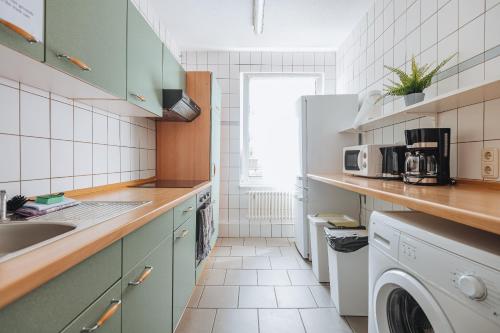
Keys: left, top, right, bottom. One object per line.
{"left": 481, "top": 148, "right": 499, "bottom": 179}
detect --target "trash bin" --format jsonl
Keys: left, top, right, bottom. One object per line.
{"left": 325, "top": 227, "right": 369, "bottom": 316}
{"left": 307, "top": 214, "right": 358, "bottom": 282}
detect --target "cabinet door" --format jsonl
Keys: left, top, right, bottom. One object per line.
{"left": 61, "top": 280, "right": 122, "bottom": 333}
{"left": 173, "top": 217, "right": 196, "bottom": 328}
{"left": 45, "top": 0, "right": 127, "bottom": 98}
{"left": 163, "top": 46, "right": 185, "bottom": 90}
{"left": 0, "top": 0, "right": 44, "bottom": 61}
{"left": 211, "top": 76, "right": 221, "bottom": 245}
{"left": 127, "top": 2, "right": 163, "bottom": 116}
{"left": 122, "top": 236, "right": 173, "bottom": 333}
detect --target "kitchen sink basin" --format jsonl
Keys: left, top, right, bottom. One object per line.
{"left": 0, "top": 223, "right": 76, "bottom": 257}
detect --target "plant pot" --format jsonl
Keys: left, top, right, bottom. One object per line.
{"left": 404, "top": 93, "right": 425, "bottom": 106}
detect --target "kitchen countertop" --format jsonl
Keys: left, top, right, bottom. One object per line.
{"left": 0, "top": 181, "right": 211, "bottom": 310}
{"left": 307, "top": 173, "right": 500, "bottom": 236}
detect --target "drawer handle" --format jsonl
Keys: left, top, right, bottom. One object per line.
{"left": 176, "top": 229, "right": 189, "bottom": 239}
{"left": 81, "top": 299, "right": 121, "bottom": 332}
{"left": 130, "top": 93, "right": 146, "bottom": 102}
{"left": 57, "top": 53, "right": 92, "bottom": 71}
{"left": 183, "top": 206, "right": 194, "bottom": 214}
{"left": 128, "top": 266, "right": 154, "bottom": 286}
{"left": 0, "top": 19, "right": 38, "bottom": 43}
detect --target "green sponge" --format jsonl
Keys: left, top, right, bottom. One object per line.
{"left": 35, "top": 193, "right": 64, "bottom": 205}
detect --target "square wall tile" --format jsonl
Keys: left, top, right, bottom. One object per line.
{"left": 459, "top": 0, "right": 485, "bottom": 26}
{"left": 51, "top": 100, "right": 73, "bottom": 140}
{"left": 0, "top": 84, "right": 19, "bottom": 135}
{"left": 485, "top": 99, "right": 500, "bottom": 140}
{"left": 485, "top": 4, "right": 500, "bottom": 50}
{"left": 92, "top": 144, "right": 108, "bottom": 174}
{"left": 21, "top": 136, "right": 50, "bottom": 180}
{"left": 458, "top": 141, "right": 483, "bottom": 179}
{"left": 0, "top": 134, "right": 20, "bottom": 182}
{"left": 93, "top": 113, "right": 107, "bottom": 144}
{"left": 51, "top": 140, "right": 73, "bottom": 178}
{"left": 438, "top": 109, "right": 458, "bottom": 143}
{"left": 74, "top": 107, "right": 92, "bottom": 142}
{"left": 438, "top": 0, "right": 458, "bottom": 41}
{"left": 457, "top": 103, "right": 483, "bottom": 142}
{"left": 108, "top": 117, "right": 120, "bottom": 146}
{"left": 108, "top": 146, "right": 121, "bottom": 173}
{"left": 51, "top": 177, "right": 73, "bottom": 193}
{"left": 74, "top": 142, "right": 93, "bottom": 176}
{"left": 20, "top": 91, "right": 50, "bottom": 138}
{"left": 21, "top": 179, "right": 50, "bottom": 197}
{"left": 93, "top": 174, "right": 107, "bottom": 187}
{"left": 458, "top": 15, "right": 484, "bottom": 62}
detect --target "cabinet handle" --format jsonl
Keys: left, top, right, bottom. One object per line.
{"left": 130, "top": 93, "right": 146, "bottom": 102}
{"left": 183, "top": 206, "right": 194, "bottom": 214}
{"left": 0, "top": 19, "right": 38, "bottom": 43}
{"left": 128, "top": 266, "right": 154, "bottom": 286}
{"left": 57, "top": 53, "right": 92, "bottom": 71}
{"left": 81, "top": 299, "right": 121, "bottom": 332}
{"left": 176, "top": 229, "right": 189, "bottom": 239}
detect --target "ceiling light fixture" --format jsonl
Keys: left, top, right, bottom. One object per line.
{"left": 253, "top": 0, "right": 265, "bottom": 34}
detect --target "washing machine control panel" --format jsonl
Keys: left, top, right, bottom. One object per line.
{"left": 456, "top": 275, "right": 488, "bottom": 301}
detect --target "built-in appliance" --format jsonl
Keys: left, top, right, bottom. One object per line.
{"left": 380, "top": 145, "right": 407, "bottom": 179}
{"left": 132, "top": 180, "right": 206, "bottom": 188}
{"left": 343, "top": 144, "right": 391, "bottom": 178}
{"left": 294, "top": 95, "right": 360, "bottom": 259}
{"left": 162, "top": 89, "right": 201, "bottom": 122}
{"left": 369, "top": 211, "right": 500, "bottom": 333}
{"left": 195, "top": 186, "right": 213, "bottom": 266}
{"left": 403, "top": 128, "right": 451, "bottom": 185}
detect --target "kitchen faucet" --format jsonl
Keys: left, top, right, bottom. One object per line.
{"left": 0, "top": 190, "right": 7, "bottom": 221}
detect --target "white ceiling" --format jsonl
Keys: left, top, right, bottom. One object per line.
{"left": 149, "top": 0, "right": 371, "bottom": 51}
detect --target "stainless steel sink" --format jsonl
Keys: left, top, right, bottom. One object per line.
{"left": 0, "top": 223, "right": 76, "bottom": 257}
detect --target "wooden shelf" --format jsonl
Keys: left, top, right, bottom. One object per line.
{"left": 307, "top": 173, "right": 500, "bottom": 236}
{"left": 340, "top": 77, "right": 500, "bottom": 133}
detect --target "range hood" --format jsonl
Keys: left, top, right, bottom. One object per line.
{"left": 162, "top": 89, "right": 202, "bottom": 122}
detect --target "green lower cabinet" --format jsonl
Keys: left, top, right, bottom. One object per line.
{"left": 0, "top": 241, "right": 121, "bottom": 333}
{"left": 61, "top": 280, "right": 122, "bottom": 333}
{"left": 173, "top": 217, "right": 196, "bottom": 328}
{"left": 122, "top": 236, "right": 173, "bottom": 333}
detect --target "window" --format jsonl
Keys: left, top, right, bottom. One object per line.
{"left": 240, "top": 73, "right": 323, "bottom": 188}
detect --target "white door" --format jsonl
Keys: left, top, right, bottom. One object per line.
{"left": 373, "top": 270, "right": 453, "bottom": 333}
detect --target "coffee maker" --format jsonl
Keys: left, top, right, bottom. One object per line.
{"left": 403, "top": 128, "right": 451, "bottom": 185}
{"left": 380, "top": 145, "right": 407, "bottom": 179}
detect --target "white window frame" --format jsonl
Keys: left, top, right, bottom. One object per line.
{"left": 240, "top": 72, "right": 325, "bottom": 187}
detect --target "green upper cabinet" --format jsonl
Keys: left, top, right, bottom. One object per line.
{"left": 45, "top": 0, "right": 127, "bottom": 98}
{"left": 0, "top": 0, "right": 44, "bottom": 61}
{"left": 127, "top": 2, "right": 163, "bottom": 116}
{"left": 163, "top": 46, "right": 185, "bottom": 90}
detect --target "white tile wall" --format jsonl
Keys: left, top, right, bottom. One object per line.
{"left": 0, "top": 78, "right": 156, "bottom": 198}
{"left": 336, "top": 0, "right": 500, "bottom": 224}
{"left": 182, "top": 50, "right": 336, "bottom": 237}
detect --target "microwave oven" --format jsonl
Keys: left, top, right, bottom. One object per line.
{"left": 343, "top": 144, "right": 390, "bottom": 177}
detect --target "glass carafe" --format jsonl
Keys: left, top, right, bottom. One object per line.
{"left": 426, "top": 154, "right": 438, "bottom": 175}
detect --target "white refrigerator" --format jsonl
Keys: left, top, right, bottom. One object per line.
{"left": 294, "top": 94, "right": 360, "bottom": 259}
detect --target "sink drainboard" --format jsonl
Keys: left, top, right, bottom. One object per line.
{"left": 29, "top": 201, "right": 151, "bottom": 225}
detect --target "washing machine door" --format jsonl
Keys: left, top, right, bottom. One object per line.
{"left": 373, "top": 269, "right": 453, "bottom": 333}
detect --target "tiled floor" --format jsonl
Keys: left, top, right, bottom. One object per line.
{"left": 175, "top": 237, "right": 368, "bottom": 333}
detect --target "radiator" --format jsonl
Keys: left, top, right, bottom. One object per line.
{"left": 248, "top": 191, "right": 293, "bottom": 220}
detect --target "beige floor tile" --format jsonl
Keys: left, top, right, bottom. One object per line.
{"left": 280, "top": 246, "right": 302, "bottom": 257}
{"left": 345, "top": 316, "right": 368, "bottom": 333}
{"left": 288, "top": 269, "right": 320, "bottom": 285}
{"left": 256, "top": 246, "right": 282, "bottom": 256}
{"left": 244, "top": 237, "right": 267, "bottom": 246}
{"left": 187, "top": 286, "right": 204, "bottom": 308}
{"left": 212, "top": 309, "right": 258, "bottom": 333}
{"left": 300, "top": 308, "right": 352, "bottom": 333}
{"left": 220, "top": 237, "right": 244, "bottom": 246}
{"left": 242, "top": 256, "right": 271, "bottom": 269}
{"left": 175, "top": 308, "right": 216, "bottom": 333}
{"left": 308, "top": 285, "right": 335, "bottom": 307}
{"left": 266, "top": 237, "right": 291, "bottom": 246}
{"left": 198, "top": 269, "right": 226, "bottom": 285}
{"left": 270, "top": 256, "right": 301, "bottom": 269}
{"left": 258, "top": 270, "right": 291, "bottom": 285}
{"left": 275, "top": 286, "right": 317, "bottom": 308}
{"left": 224, "top": 269, "right": 257, "bottom": 285}
{"left": 259, "top": 309, "right": 305, "bottom": 333}
{"left": 212, "top": 256, "right": 243, "bottom": 269}
{"left": 198, "top": 286, "right": 239, "bottom": 308}
{"left": 238, "top": 286, "right": 277, "bottom": 308}
{"left": 212, "top": 246, "right": 231, "bottom": 256}
{"left": 230, "top": 245, "right": 256, "bottom": 256}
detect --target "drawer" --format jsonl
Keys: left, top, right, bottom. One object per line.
{"left": 123, "top": 210, "right": 173, "bottom": 275}
{"left": 61, "top": 280, "right": 122, "bottom": 333}
{"left": 174, "top": 196, "right": 196, "bottom": 230}
{"left": 0, "top": 241, "right": 121, "bottom": 333}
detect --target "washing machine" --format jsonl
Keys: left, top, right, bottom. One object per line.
{"left": 368, "top": 211, "right": 500, "bottom": 333}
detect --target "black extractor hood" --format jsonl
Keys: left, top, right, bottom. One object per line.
{"left": 162, "top": 89, "right": 202, "bottom": 122}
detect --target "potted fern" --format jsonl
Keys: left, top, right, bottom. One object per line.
{"left": 382, "top": 55, "right": 455, "bottom": 106}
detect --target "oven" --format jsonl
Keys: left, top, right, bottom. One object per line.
{"left": 195, "top": 186, "right": 213, "bottom": 266}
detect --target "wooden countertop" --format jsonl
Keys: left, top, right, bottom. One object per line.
{"left": 0, "top": 181, "right": 211, "bottom": 309}
{"left": 307, "top": 173, "right": 500, "bottom": 236}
